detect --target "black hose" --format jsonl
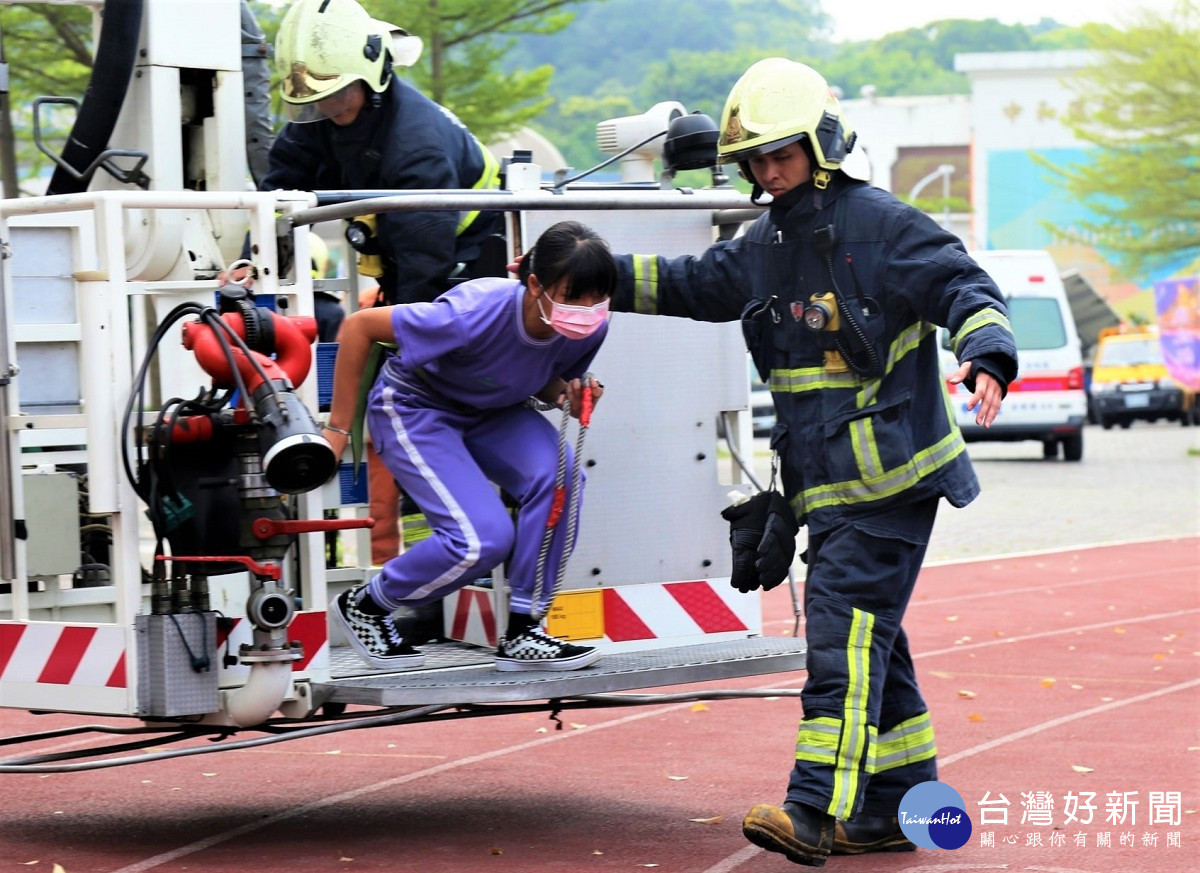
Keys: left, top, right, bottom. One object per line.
{"left": 46, "top": 0, "right": 145, "bottom": 195}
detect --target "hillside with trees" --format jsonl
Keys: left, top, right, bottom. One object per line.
{"left": 506, "top": 0, "right": 1087, "bottom": 170}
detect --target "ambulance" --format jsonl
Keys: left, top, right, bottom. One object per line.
{"left": 941, "top": 249, "right": 1087, "bottom": 461}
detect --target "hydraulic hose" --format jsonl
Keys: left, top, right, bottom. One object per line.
{"left": 46, "top": 0, "right": 145, "bottom": 195}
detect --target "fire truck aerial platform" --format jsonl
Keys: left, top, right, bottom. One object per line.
{"left": 0, "top": 0, "right": 805, "bottom": 773}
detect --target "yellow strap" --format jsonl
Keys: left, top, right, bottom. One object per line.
{"left": 457, "top": 142, "right": 501, "bottom": 235}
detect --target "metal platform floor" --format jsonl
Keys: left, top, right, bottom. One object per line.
{"left": 318, "top": 636, "right": 807, "bottom": 706}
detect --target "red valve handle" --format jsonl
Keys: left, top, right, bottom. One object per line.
{"left": 156, "top": 554, "right": 282, "bottom": 581}
{"left": 251, "top": 516, "right": 376, "bottom": 540}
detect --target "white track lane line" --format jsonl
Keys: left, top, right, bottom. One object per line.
{"left": 911, "top": 562, "right": 1196, "bottom": 608}
{"left": 917, "top": 607, "right": 1199, "bottom": 659}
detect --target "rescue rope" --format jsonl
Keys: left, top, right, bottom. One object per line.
{"left": 530, "top": 381, "right": 594, "bottom": 621}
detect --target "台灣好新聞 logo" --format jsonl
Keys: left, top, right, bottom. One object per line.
{"left": 897, "top": 780, "right": 973, "bottom": 849}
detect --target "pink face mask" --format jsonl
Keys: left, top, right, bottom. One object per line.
{"left": 538, "top": 296, "right": 610, "bottom": 340}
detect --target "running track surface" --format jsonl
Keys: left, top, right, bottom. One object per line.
{"left": 1, "top": 536, "right": 1196, "bottom": 873}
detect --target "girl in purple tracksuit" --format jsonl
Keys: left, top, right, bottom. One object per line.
{"left": 323, "top": 221, "right": 615, "bottom": 672}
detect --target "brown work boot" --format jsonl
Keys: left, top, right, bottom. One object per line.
{"left": 742, "top": 801, "right": 834, "bottom": 867}
{"left": 833, "top": 812, "right": 916, "bottom": 854}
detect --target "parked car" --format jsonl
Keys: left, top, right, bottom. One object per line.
{"left": 1089, "top": 324, "right": 1197, "bottom": 428}
{"left": 941, "top": 250, "right": 1087, "bottom": 461}
{"left": 749, "top": 370, "right": 774, "bottom": 436}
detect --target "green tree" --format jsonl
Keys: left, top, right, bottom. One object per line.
{"left": 1041, "top": 1, "right": 1200, "bottom": 275}
{"left": 376, "top": 0, "right": 595, "bottom": 142}
{"left": 0, "top": 2, "right": 93, "bottom": 195}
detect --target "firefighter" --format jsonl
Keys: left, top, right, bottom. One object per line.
{"left": 267, "top": 0, "right": 504, "bottom": 564}
{"left": 267, "top": 0, "right": 501, "bottom": 304}
{"left": 322, "top": 221, "right": 613, "bottom": 672}
{"left": 613, "top": 59, "right": 1018, "bottom": 865}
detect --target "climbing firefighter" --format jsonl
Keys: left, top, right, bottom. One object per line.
{"left": 612, "top": 58, "right": 1018, "bottom": 865}
{"left": 265, "top": 0, "right": 504, "bottom": 565}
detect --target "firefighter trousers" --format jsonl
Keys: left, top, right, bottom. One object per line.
{"left": 786, "top": 496, "right": 939, "bottom": 820}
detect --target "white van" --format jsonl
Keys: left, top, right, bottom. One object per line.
{"left": 940, "top": 249, "right": 1087, "bottom": 461}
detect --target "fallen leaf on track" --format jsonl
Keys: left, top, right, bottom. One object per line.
{"left": 689, "top": 816, "right": 724, "bottom": 825}
{"left": 1071, "top": 765, "right": 1094, "bottom": 773}
{"left": 957, "top": 689, "right": 977, "bottom": 699}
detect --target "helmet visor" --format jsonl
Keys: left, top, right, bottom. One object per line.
{"left": 284, "top": 81, "right": 360, "bottom": 124}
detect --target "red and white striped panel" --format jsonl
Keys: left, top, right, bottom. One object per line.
{"left": 443, "top": 580, "right": 760, "bottom": 649}
{"left": 603, "top": 580, "right": 758, "bottom": 643}
{"left": 215, "top": 610, "right": 329, "bottom": 674}
{"left": 0, "top": 622, "right": 126, "bottom": 689}
{"left": 445, "top": 587, "right": 498, "bottom": 647}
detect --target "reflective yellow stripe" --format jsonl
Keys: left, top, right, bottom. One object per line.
{"left": 456, "top": 142, "right": 501, "bottom": 235}
{"left": 873, "top": 712, "right": 937, "bottom": 772}
{"left": 792, "top": 426, "right": 967, "bottom": 519}
{"left": 795, "top": 716, "right": 841, "bottom": 766}
{"left": 769, "top": 367, "right": 861, "bottom": 392}
{"left": 829, "top": 608, "right": 875, "bottom": 819}
{"left": 951, "top": 307, "right": 1011, "bottom": 355}
{"left": 858, "top": 321, "right": 933, "bottom": 408}
{"left": 631, "top": 254, "right": 658, "bottom": 314}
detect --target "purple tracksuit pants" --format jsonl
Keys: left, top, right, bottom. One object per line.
{"left": 363, "top": 382, "right": 583, "bottom": 616}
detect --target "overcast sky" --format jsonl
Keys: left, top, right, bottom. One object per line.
{"left": 829, "top": 0, "right": 1181, "bottom": 42}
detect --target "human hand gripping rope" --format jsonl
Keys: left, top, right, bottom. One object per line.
{"left": 530, "top": 375, "right": 598, "bottom": 620}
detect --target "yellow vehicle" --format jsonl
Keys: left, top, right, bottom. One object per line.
{"left": 1089, "top": 325, "right": 1198, "bottom": 428}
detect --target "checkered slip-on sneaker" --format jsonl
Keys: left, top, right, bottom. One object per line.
{"left": 329, "top": 586, "right": 424, "bottom": 670}
{"left": 494, "top": 625, "right": 601, "bottom": 672}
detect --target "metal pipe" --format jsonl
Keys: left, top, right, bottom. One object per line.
{"left": 0, "top": 240, "right": 15, "bottom": 581}
{"left": 283, "top": 187, "right": 758, "bottom": 229}
{"left": 0, "top": 189, "right": 279, "bottom": 219}
{"left": 223, "top": 661, "right": 293, "bottom": 728}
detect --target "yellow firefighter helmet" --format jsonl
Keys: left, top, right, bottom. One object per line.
{"left": 717, "top": 58, "right": 856, "bottom": 189}
{"left": 275, "top": 0, "right": 423, "bottom": 123}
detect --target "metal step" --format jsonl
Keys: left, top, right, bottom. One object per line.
{"left": 317, "top": 636, "right": 807, "bottom": 707}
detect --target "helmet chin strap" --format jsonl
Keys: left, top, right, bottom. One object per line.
{"left": 738, "top": 162, "right": 766, "bottom": 204}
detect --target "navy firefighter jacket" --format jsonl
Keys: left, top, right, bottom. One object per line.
{"left": 614, "top": 174, "right": 1019, "bottom": 534}
{"left": 262, "top": 74, "right": 500, "bottom": 305}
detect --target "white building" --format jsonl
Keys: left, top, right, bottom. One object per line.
{"left": 841, "top": 49, "right": 1187, "bottom": 321}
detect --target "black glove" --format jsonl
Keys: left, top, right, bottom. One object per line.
{"left": 756, "top": 491, "right": 798, "bottom": 591}
{"left": 721, "top": 491, "right": 797, "bottom": 593}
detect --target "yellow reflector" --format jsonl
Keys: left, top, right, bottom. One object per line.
{"left": 544, "top": 590, "right": 604, "bottom": 641}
